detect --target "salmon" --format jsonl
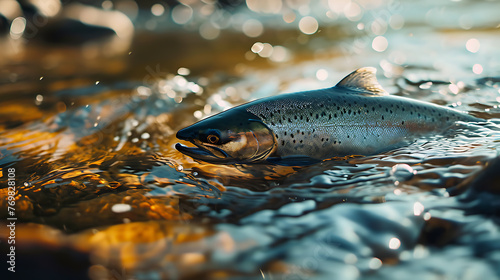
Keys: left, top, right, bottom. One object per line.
{"left": 176, "top": 67, "right": 481, "bottom": 165}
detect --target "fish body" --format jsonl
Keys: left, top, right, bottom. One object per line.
{"left": 176, "top": 67, "right": 480, "bottom": 165}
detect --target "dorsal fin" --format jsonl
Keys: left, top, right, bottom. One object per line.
{"left": 335, "top": 67, "right": 387, "bottom": 96}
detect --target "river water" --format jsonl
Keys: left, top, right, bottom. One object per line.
{"left": 1, "top": 0, "right": 500, "bottom": 279}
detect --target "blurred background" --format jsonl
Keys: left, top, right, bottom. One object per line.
{"left": 1, "top": 0, "right": 500, "bottom": 280}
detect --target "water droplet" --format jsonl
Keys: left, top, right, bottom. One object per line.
{"left": 102, "top": 0, "right": 113, "bottom": 9}
{"left": 316, "top": 69, "right": 329, "bottom": 81}
{"left": 389, "top": 237, "right": 401, "bottom": 250}
{"left": 298, "top": 16, "right": 319, "bottom": 35}
{"left": 111, "top": 204, "right": 131, "bottom": 213}
{"left": 466, "top": 38, "right": 480, "bottom": 53}
{"left": 368, "top": 258, "right": 382, "bottom": 270}
{"left": 242, "top": 19, "right": 263, "bottom": 38}
{"left": 473, "top": 64, "right": 483, "bottom": 74}
{"left": 151, "top": 3, "right": 165, "bottom": 16}
{"left": 449, "top": 84, "right": 459, "bottom": 94}
{"left": 269, "top": 46, "right": 290, "bottom": 62}
{"left": 172, "top": 4, "right": 193, "bottom": 25}
{"left": 194, "top": 110, "right": 203, "bottom": 119}
{"left": 178, "top": 67, "right": 190, "bottom": 76}
{"left": 413, "top": 201, "right": 424, "bottom": 216}
{"left": 372, "top": 36, "right": 388, "bottom": 52}
{"left": 199, "top": 22, "right": 220, "bottom": 40}
{"left": 251, "top": 42, "right": 264, "bottom": 53}
{"left": 390, "top": 164, "right": 415, "bottom": 182}
{"left": 10, "top": 17, "right": 26, "bottom": 39}
{"left": 423, "top": 212, "right": 432, "bottom": 220}
{"left": 258, "top": 43, "right": 273, "bottom": 58}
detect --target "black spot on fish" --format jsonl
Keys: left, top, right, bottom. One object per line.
{"left": 402, "top": 121, "right": 405, "bottom": 125}
{"left": 293, "top": 140, "right": 296, "bottom": 143}
{"left": 326, "top": 138, "right": 329, "bottom": 141}
{"left": 294, "top": 115, "right": 297, "bottom": 120}
{"left": 320, "top": 104, "right": 324, "bottom": 107}
{"left": 347, "top": 135, "right": 350, "bottom": 138}
{"left": 300, "top": 115, "right": 303, "bottom": 120}
{"left": 372, "top": 107, "right": 375, "bottom": 112}
{"left": 334, "top": 113, "right": 337, "bottom": 118}
{"left": 379, "top": 104, "right": 382, "bottom": 108}
{"left": 315, "top": 114, "right": 319, "bottom": 119}
{"left": 259, "top": 114, "right": 266, "bottom": 120}
{"left": 300, "top": 140, "right": 303, "bottom": 143}
{"left": 321, "top": 138, "right": 324, "bottom": 142}
{"left": 291, "top": 134, "right": 294, "bottom": 138}
{"left": 364, "top": 104, "right": 367, "bottom": 108}
{"left": 310, "top": 112, "right": 313, "bottom": 117}
{"left": 301, "top": 132, "right": 305, "bottom": 135}
{"left": 271, "top": 122, "right": 275, "bottom": 126}
{"left": 390, "top": 110, "right": 393, "bottom": 114}
{"left": 446, "top": 116, "right": 450, "bottom": 121}
{"left": 288, "top": 118, "right": 292, "bottom": 123}
{"left": 333, "top": 140, "right": 337, "bottom": 144}
{"left": 382, "top": 115, "right": 385, "bottom": 120}
{"left": 348, "top": 109, "right": 351, "bottom": 115}
{"left": 306, "top": 117, "right": 309, "bottom": 122}
{"left": 278, "top": 109, "right": 281, "bottom": 114}
{"left": 284, "top": 131, "right": 287, "bottom": 136}
{"left": 329, "top": 114, "right": 332, "bottom": 120}
{"left": 385, "top": 108, "right": 389, "bottom": 112}
{"left": 281, "top": 140, "right": 285, "bottom": 146}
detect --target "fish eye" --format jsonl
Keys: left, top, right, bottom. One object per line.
{"left": 207, "top": 134, "right": 220, "bottom": 144}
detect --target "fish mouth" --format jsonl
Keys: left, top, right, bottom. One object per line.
{"left": 175, "top": 141, "right": 230, "bottom": 162}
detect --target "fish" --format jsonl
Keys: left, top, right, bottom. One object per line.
{"left": 175, "top": 67, "right": 481, "bottom": 165}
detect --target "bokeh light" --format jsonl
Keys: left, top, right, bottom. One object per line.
{"left": 242, "top": 19, "right": 264, "bottom": 37}
{"left": 298, "top": 16, "right": 319, "bottom": 35}
{"left": 372, "top": 36, "right": 388, "bottom": 52}
{"left": 465, "top": 38, "right": 480, "bottom": 53}
{"left": 151, "top": 3, "right": 165, "bottom": 16}
{"left": 473, "top": 64, "right": 483, "bottom": 74}
{"left": 172, "top": 4, "right": 193, "bottom": 25}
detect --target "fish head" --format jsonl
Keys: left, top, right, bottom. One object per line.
{"left": 175, "top": 109, "right": 276, "bottom": 164}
